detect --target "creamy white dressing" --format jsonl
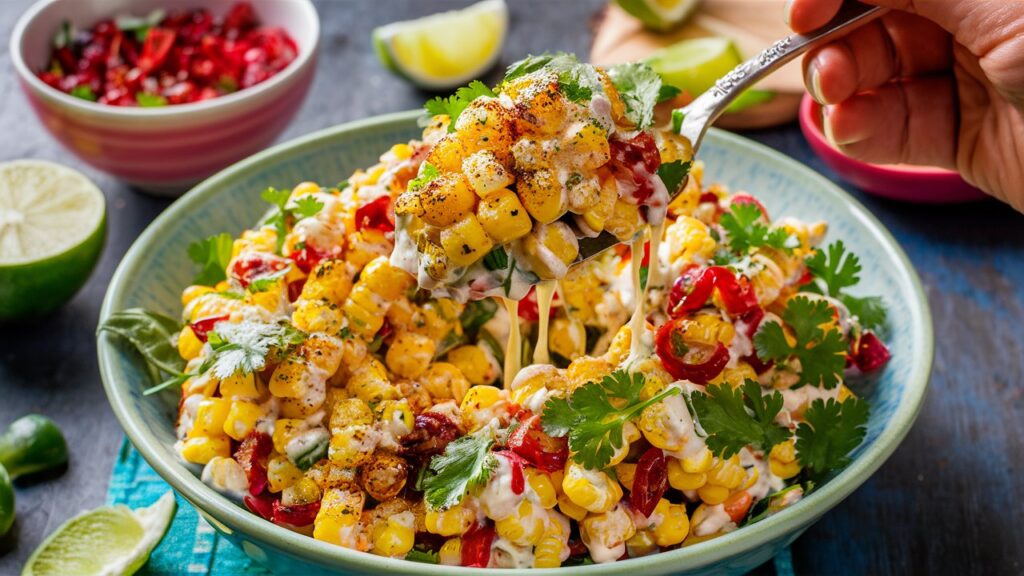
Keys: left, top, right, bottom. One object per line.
{"left": 660, "top": 385, "right": 709, "bottom": 460}
{"left": 647, "top": 219, "right": 667, "bottom": 289}
{"left": 694, "top": 504, "right": 737, "bottom": 537}
{"left": 478, "top": 456, "right": 525, "bottom": 521}
{"left": 285, "top": 427, "right": 329, "bottom": 464}
{"left": 581, "top": 503, "right": 633, "bottom": 564}
{"left": 177, "top": 394, "right": 205, "bottom": 440}
{"left": 532, "top": 280, "right": 556, "bottom": 365}
{"left": 781, "top": 384, "right": 840, "bottom": 414}
{"left": 502, "top": 298, "right": 521, "bottom": 387}
{"left": 489, "top": 536, "right": 534, "bottom": 568}
{"left": 201, "top": 456, "right": 249, "bottom": 500}
{"left": 739, "top": 447, "right": 784, "bottom": 501}
{"left": 625, "top": 232, "right": 652, "bottom": 365}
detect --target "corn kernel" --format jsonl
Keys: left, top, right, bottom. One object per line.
{"left": 223, "top": 400, "right": 262, "bottom": 441}
{"left": 268, "top": 455, "right": 304, "bottom": 493}
{"left": 180, "top": 435, "right": 231, "bottom": 465}
{"left": 177, "top": 326, "right": 203, "bottom": 361}
{"left": 190, "top": 398, "right": 231, "bottom": 438}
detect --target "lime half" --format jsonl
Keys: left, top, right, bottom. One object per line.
{"left": 373, "top": 0, "right": 508, "bottom": 90}
{"left": 645, "top": 37, "right": 744, "bottom": 98}
{"left": 23, "top": 492, "right": 176, "bottom": 576}
{"left": 614, "top": 0, "right": 702, "bottom": 31}
{"left": 0, "top": 160, "right": 106, "bottom": 320}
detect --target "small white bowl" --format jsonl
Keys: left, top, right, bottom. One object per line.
{"left": 11, "top": 0, "right": 320, "bottom": 195}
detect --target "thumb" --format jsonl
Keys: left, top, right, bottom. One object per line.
{"left": 790, "top": 0, "right": 1008, "bottom": 44}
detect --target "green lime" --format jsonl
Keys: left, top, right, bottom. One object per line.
{"left": 645, "top": 37, "right": 745, "bottom": 98}
{"left": 614, "top": 0, "right": 702, "bottom": 31}
{"left": 0, "top": 160, "right": 106, "bottom": 320}
{"left": 0, "top": 464, "right": 13, "bottom": 537}
{"left": 22, "top": 491, "right": 176, "bottom": 576}
{"left": 373, "top": 0, "right": 508, "bottom": 90}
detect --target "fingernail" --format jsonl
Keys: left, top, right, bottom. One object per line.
{"left": 822, "top": 105, "right": 839, "bottom": 146}
{"left": 805, "top": 58, "right": 825, "bottom": 104}
{"left": 783, "top": 0, "right": 795, "bottom": 26}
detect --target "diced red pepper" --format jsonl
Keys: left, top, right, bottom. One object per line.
{"left": 851, "top": 331, "right": 891, "bottom": 373}
{"left": 271, "top": 500, "right": 321, "bottom": 527}
{"left": 630, "top": 447, "right": 668, "bottom": 517}
{"left": 288, "top": 243, "right": 333, "bottom": 274}
{"left": 244, "top": 492, "right": 276, "bottom": 521}
{"left": 738, "top": 308, "right": 774, "bottom": 374}
{"left": 506, "top": 414, "right": 568, "bottom": 473}
{"left": 461, "top": 523, "right": 495, "bottom": 568}
{"left": 723, "top": 490, "right": 754, "bottom": 523}
{"left": 401, "top": 412, "right": 460, "bottom": 460}
{"left": 231, "top": 253, "right": 289, "bottom": 288}
{"left": 287, "top": 279, "right": 306, "bottom": 302}
{"left": 609, "top": 132, "right": 662, "bottom": 204}
{"left": 654, "top": 317, "right": 730, "bottom": 384}
{"left": 354, "top": 195, "right": 395, "bottom": 233}
{"left": 235, "top": 431, "right": 273, "bottom": 496}
{"left": 189, "top": 314, "right": 229, "bottom": 343}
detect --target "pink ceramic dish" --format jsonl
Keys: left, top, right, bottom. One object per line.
{"left": 799, "top": 94, "right": 987, "bottom": 203}
{"left": 11, "top": 0, "right": 319, "bottom": 196}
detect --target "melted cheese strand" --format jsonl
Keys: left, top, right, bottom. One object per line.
{"left": 502, "top": 297, "right": 521, "bottom": 388}
{"left": 647, "top": 219, "right": 667, "bottom": 289}
{"left": 628, "top": 229, "right": 651, "bottom": 362}
{"left": 532, "top": 280, "right": 556, "bottom": 365}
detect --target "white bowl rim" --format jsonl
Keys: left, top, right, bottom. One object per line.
{"left": 98, "top": 110, "right": 934, "bottom": 575}
{"left": 9, "top": 0, "right": 319, "bottom": 119}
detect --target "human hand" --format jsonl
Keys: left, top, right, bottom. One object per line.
{"left": 788, "top": 0, "right": 1024, "bottom": 211}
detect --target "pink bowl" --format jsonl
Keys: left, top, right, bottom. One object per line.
{"left": 11, "top": 0, "right": 319, "bottom": 196}
{"left": 799, "top": 94, "right": 987, "bottom": 203}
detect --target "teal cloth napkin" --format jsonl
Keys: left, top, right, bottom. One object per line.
{"left": 108, "top": 438, "right": 795, "bottom": 576}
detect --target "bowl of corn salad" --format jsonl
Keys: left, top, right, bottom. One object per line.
{"left": 98, "top": 55, "right": 932, "bottom": 575}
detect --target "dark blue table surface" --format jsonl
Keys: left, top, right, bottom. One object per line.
{"left": 1, "top": 1, "right": 1022, "bottom": 574}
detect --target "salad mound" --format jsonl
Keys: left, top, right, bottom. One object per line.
{"left": 102, "top": 54, "right": 891, "bottom": 568}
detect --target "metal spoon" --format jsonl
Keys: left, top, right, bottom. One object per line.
{"left": 576, "top": 0, "right": 887, "bottom": 262}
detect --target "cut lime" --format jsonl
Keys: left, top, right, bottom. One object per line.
{"left": 23, "top": 492, "right": 176, "bottom": 576}
{"left": 373, "top": 0, "right": 508, "bottom": 90}
{"left": 0, "top": 160, "right": 106, "bottom": 320}
{"left": 645, "top": 37, "right": 744, "bottom": 98}
{"left": 614, "top": 0, "right": 702, "bottom": 31}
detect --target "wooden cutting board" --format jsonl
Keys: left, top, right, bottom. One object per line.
{"left": 591, "top": 0, "right": 806, "bottom": 129}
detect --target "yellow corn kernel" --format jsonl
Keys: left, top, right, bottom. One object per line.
{"left": 582, "top": 173, "right": 618, "bottom": 233}
{"left": 605, "top": 325, "right": 631, "bottom": 365}
{"left": 557, "top": 493, "right": 588, "bottom": 521}
{"left": 626, "top": 529, "right": 658, "bottom": 558}
{"left": 565, "top": 174, "right": 601, "bottom": 214}
{"left": 665, "top": 216, "right": 717, "bottom": 266}
{"left": 439, "top": 538, "right": 462, "bottom": 566}
{"left": 565, "top": 123, "right": 610, "bottom": 171}
{"left": 182, "top": 374, "right": 218, "bottom": 398}
{"left": 182, "top": 285, "right": 215, "bottom": 306}
{"left": 441, "top": 213, "right": 493, "bottom": 267}
{"left": 496, "top": 500, "right": 546, "bottom": 546}
{"left": 651, "top": 499, "right": 690, "bottom": 546}
{"left": 837, "top": 384, "right": 855, "bottom": 403}
{"left": 190, "top": 398, "right": 231, "bottom": 438}
{"left": 384, "top": 332, "right": 436, "bottom": 379}
{"left": 268, "top": 356, "right": 311, "bottom": 399}
{"left": 447, "top": 345, "right": 496, "bottom": 386}
{"left": 518, "top": 169, "right": 568, "bottom": 224}
{"left": 580, "top": 504, "right": 636, "bottom": 560}
{"left": 565, "top": 356, "right": 613, "bottom": 392}
{"left": 463, "top": 150, "right": 514, "bottom": 197}
{"left": 291, "top": 299, "right": 344, "bottom": 334}
{"left": 300, "top": 335, "right": 344, "bottom": 375}
{"left": 604, "top": 200, "right": 642, "bottom": 241}
{"left": 419, "top": 362, "right": 470, "bottom": 403}
{"left": 697, "top": 483, "right": 731, "bottom": 505}
{"left": 272, "top": 418, "right": 306, "bottom": 455}
{"left": 615, "top": 463, "right": 637, "bottom": 492}
{"left": 667, "top": 458, "right": 707, "bottom": 491}
{"left": 284, "top": 477, "right": 323, "bottom": 506}
{"left": 390, "top": 143, "right": 413, "bottom": 160}
{"left": 223, "top": 400, "right": 263, "bottom": 441}
{"left": 328, "top": 426, "right": 375, "bottom": 468}
{"left": 329, "top": 398, "right": 374, "bottom": 430}
{"left": 426, "top": 133, "right": 470, "bottom": 173}
{"left": 770, "top": 440, "right": 802, "bottom": 479}
{"left": 217, "top": 372, "right": 256, "bottom": 399}
{"left": 291, "top": 181, "right": 321, "bottom": 197}
{"left": 347, "top": 359, "right": 400, "bottom": 404}
{"left": 683, "top": 447, "right": 714, "bottom": 473}
{"left": 707, "top": 457, "right": 746, "bottom": 489}
{"left": 562, "top": 462, "right": 622, "bottom": 514}
{"left": 268, "top": 455, "right": 304, "bottom": 493}
{"left": 177, "top": 326, "right": 203, "bottom": 362}
{"left": 476, "top": 188, "right": 533, "bottom": 244}
{"left": 638, "top": 402, "right": 683, "bottom": 452}
{"left": 418, "top": 173, "right": 478, "bottom": 228}
{"left": 770, "top": 439, "right": 797, "bottom": 463}
{"left": 459, "top": 384, "right": 502, "bottom": 414}
{"left": 526, "top": 469, "right": 558, "bottom": 510}
{"left": 520, "top": 222, "right": 579, "bottom": 280}
{"left": 709, "top": 362, "right": 758, "bottom": 389}
{"left": 533, "top": 534, "right": 565, "bottom": 568}
{"left": 300, "top": 260, "right": 354, "bottom": 306}
{"left": 314, "top": 489, "right": 365, "bottom": 546}
{"left": 278, "top": 396, "right": 321, "bottom": 419}
{"left": 607, "top": 422, "right": 640, "bottom": 467}
{"left": 456, "top": 98, "right": 514, "bottom": 159}
{"left": 363, "top": 256, "right": 414, "bottom": 301}
{"left": 741, "top": 465, "right": 761, "bottom": 490}
{"left": 683, "top": 313, "right": 736, "bottom": 347}
{"left": 549, "top": 317, "right": 586, "bottom": 361}
{"left": 374, "top": 398, "right": 414, "bottom": 434}
{"left": 425, "top": 505, "right": 474, "bottom": 537}
{"left": 372, "top": 514, "right": 416, "bottom": 557}
{"left": 179, "top": 435, "right": 231, "bottom": 465}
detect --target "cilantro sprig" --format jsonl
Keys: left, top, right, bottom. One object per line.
{"left": 201, "top": 321, "right": 306, "bottom": 380}
{"left": 187, "top": 233, "right": 234, "bottom": 286}
{"left": 754, "top": 295, "right": 848, "bottom": 389}
{"left": 542, "top": 370, "right": 681, "bottom": 469}
{"left": 720, "top": 203, "right": 798, "bottom": 255}
{"left": 606, "top": 62, "right": 671, "bottom": 129}
{"left": 795, "top": 397, "right": 870, "bottom": 475}
{"left": 805, "top": 240, "right": 887, "bottom": 331}
{"left": 502, "top": 53, "right": 604, "bottom": 104}
{"left": 424, "top": 80, "right": 496, "bottom": 132}
{"left": 689, "top": 380, "right": 791, "bottom": 459}
{"left": 260, "top": 187, "right": 325, "bottom": 253}
{"left": 422, "top": 428, "right": 497, "bottom": 510}
{"left": 408, "top": 162, "right": 440, "bottom": 192}
{"left": 658, "top": 160, "right": 692, "bottom": 197}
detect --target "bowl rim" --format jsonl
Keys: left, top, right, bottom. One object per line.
{"left": 98, "top": 110, "right": 934, "bottom": 574}
{"left": 9, "top": 0, "right": 319, "bottom": 119}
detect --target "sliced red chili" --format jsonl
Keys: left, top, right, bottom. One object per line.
{"left": 670, "top": 266, "right": 758, "bottom": 317}
{"left": 506, "top": 415, "right": 568, "bottom": 474}
{"left": 698, "top": 192, "right": 720, "bottom": 205}
{"left": 630, "top": 447, "right": 668, "bottom": 517}
{"left": 234, "top": 431, "right": 273, "bottom": 496}
{"left": 231, "top": 253, "right": 288, "bottom": 288}
{"left": 271, "top": 500, "right": 321, "bottom": 527}
{"left": 739, "top": 308, "right": 774, "bottom": 374}
{"left": 355, "top": 195, "right": 395, "bottom": 233}
{"left": 461, "top": 522, "right": 496, "bottom": 567}
{"left": 654, "top": 318, "right": 730, "bottom": 384}
{"left": 851, "top": 331, "right": 891, "bottom": 373}
{"left": 289, "top": 244, "right": 331, "bottom": 274}
{"left": 609, "top": 132, "right": 661, "bottom": 203}
{"left": 189, "top": 314, "right": 229, "bottom": 343}
{"left": 244, "top": 492, "right": 276, "bottom": 521}
{"left": 137, "top": 28, "right": 176, "bottom": 74}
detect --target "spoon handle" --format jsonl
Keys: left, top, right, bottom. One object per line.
{"left": 677, "top": 1, "right": 887, "bottom": 151}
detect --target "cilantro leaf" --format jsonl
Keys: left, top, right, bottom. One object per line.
{"left": 260, "top": 187, "right": 292, "bottom": 252}
{"left": 754, "top": 296, "right": 849, "bottom": 389}
{"left": 292, "top": 196, "right": 325, "bottom": 219}
{"left": 658, "top": 84, "right": 682, "bottom": 103}
{"left": 503, "top": 54, "right": 556, "bottom": 83}
{"left": 607, "top": 62, "right": 666, "bottom": 129}
{"left": 482, "top": 246, "right": 509, "bottom": 271}
{"left": 70, "top": 85, "right": 97, "bottom": 102}
{"left": 202, "top": 321, "right": 306, "bottom": 380}
{"left": 97, "top": 308, "right": 185, "bottom": 377}
{"left": 408, "top": 162, "right": 440, "bottom": 192}
{"left": 690, "top": 380, "right": 790, "bottom": 458}
{"left": 187, "top": 233, "right": 234, "bottom": 286}
{"left": 795, "top": 397, "right": 869, "bottom": 475}
{"left": 720, "top": 203, "right": 798, "bottom": 255}
{"left": 502, "top": 53, "right": 603, "bottom": 105}
{"left": 247, "top": 266, "right": 289, "bottom": 293}
{"left": 405, "top": 548, "right": 440, "bottom": 564}
{"left": 842, "top": 294, "right": 887, "bottom": 332}
{"left": 657, "top": 160, "right": 692, "bottom": 197}
{"left": 424, "top": 80, "right": 496, "bottom": 132}
{"left": 542, "top": 370, "right": 681, "bottom": 469}
{"left": 422, "top": 429, "right": 497, "bottom": 510}
{"left": 805, "top": 241, "right": 887, "bottom": 331}
{"left": 459, "top": 298, "right": 498, "bottom": 336}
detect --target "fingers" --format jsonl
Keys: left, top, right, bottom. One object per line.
{"left": 804, "top": 11, "right": 952, "bottom": 105}
{"left": 786, "top": 0, "right": 843, "bottom": 33}
{"left": 823, "top": 76, "right": 958, "bottom": 170}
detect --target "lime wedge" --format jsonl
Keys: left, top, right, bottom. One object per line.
{"left": 373, "top": 0, "right": 508, "bottom": 90}
{"left": 614, "top": 0, "right": 702, "bottom": 31}
{"left": 23, "top": 492, "right": 176, "bottom": 576}
{"left": 0, "top": 160, "right": 106, "bottom": 320}
{"left": 645, "top": 37, "right": 744, "bottom": 98}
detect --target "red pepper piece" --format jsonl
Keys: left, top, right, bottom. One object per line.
{"left": 851, "top": 331, "right": 891, "bottom": 373}
{"left": 496, "top": 452, "right": 526, "bottom": 495}
{"left": 461, "top": 523, "right": 496, "bottom": 567}
{"left": 517, "top": 286, "right": 558, "bottom": 322}
{"left": 271, "top": 500, "right": 321, "bottom": 527}
{"left": 723, "top": 490, "right": 754, "bottom": 523}
{"left": 401, "top": 412, "right": 460, "bottom": 461}
{"left": 354, "top": 195, "right": 395, "bottom": 233}
{"left": 654, "top": 318, "right": 730, "bottom": 384}
{"left": 231, "top": 253, "right": 289, "bottom": 288}
{"left": 189, "top": 314, "right": 229, "bottom": 343}
{"left": 507, "top": 414, "right": 568, "bottom": 473}
{"left": 235, "top": 431, "right": 273, "bottom": 496}
{"left": 670, "top": 266, "right": 758, "bottom": 317}
{"left": 609, "top": 132, "right": 662, "bottom": 203}
{"left": 630, "top": 447, "right": 668, "bottom": 517}
{"left": 137, "top": 28, "right": 176, "bottom": 74}
{"left": 244, "top": 492, "right": 276, "bottom": 521}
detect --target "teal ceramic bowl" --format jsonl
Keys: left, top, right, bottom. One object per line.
{"left": 98, "top": 111, "right": 933, "bottom": 575}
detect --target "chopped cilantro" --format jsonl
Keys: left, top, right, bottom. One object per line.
{"left": 424, "top": 80, "right": 496, "bottom": 132}
{"left": 795, "top": 397, "right": 870, "bottom": 475}
{"left": 657, "top": 159, "right": 692, "bottom": 197}
{"left": 408, "top": 162, "right": 440, "bottom": 192}
{"left": 482, "top": 246, "right": 509, "bottom": 271}
{"left": 246, "top": 267, "right": 289, "bottom": 293}
{"left": 754, "top": 295, "right": 849, "bottom": 389}
{"left": 671, "top": 109, "right": 685, "bottom": 133}
{"left": 70, "top": 85, "right": 97, "bottom": 102}
{"left": 187, "top": 232, "right": 234, "bottom": 286}
{"left": 260, "top": 187, "right": 324, "bottom": 253}
{"left": 136, "top": 93, "right": 167, "bottom": 107}
{"left": 805, "top": 240, "right": 887, "bottom": 331}
{"left": 720, "top": 203, "right": 798, "bottom": 255}
{"left": 501, "top": 53, "right": 603, "bottom": 105}
{"left": 606, "top": 62, "right": 666, "bottom": 129}
{"left": 292, "top": 196, "right": 325, "bottom": 219}
{"left": 422, "top": 428, "right": 497, "bottom": 510}
{"left": 405, "top": 548, "right": 440, "bottom": 564}
{"left": 200, "top": 321, "right": 306, "bottom": 380}
{"left": 689, "top": 380, "right": 791, "bottom": 458}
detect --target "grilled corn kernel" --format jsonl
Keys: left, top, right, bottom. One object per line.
{"left": 425, "top": 505, "right": 474, "bottom": 536}
{"left": 769, "top": 440, "right": 802, "bottom": 479}
{"left": 329, "top": 398, "right": 374, "bottom": 430}
{"left": 223, "top": 400, "right": 262, "bottom": 441}
{"left": 626, "top": 529, "right": 658, "bottom": 558}
{"left": 190, "top": 398, "right": 231, "bottom": 438}
{"left": 359, "top": 452, "right": 409, "bottom": 502}
{"left": 177, "top": 326, "right": 203, "bottom": 361}
{"left": 549, "top": 316, "right": 586, "bottom": 361}
{"left": 638, "top": 401, "right": 684, "bottom": 452}
{"left": 651, "top": 499, "right": 689, "bottom": 546}
{"left": 463, "top": 150, "right": 514, "bottom": 197}
{"left": 268, "top": 455, "right": 304, "bottom": 493}
{"left": 607, "top": 422, "right": 640, "bottom": 467}
{"left": 291, "top": 299, "right": 344, "bottom": 334}
{"left": 418, "top": 173, "right": 478, "bottom": 228}
{"left": 477, "top": 189, "right": 533, "bottom": 244}
{"left": 419, "top": 362, "right": 471, "bottom": 403}
{"left": 667, "top": 458, "right": 707, "bottom": 491}
{"left": 563, "top": 462, "right": 622, "bottom": 514}
{"left": 518, "top": 169, "right": 568, "bottom": 224}
{"left": 219, "top": 372, "right": 259, "bottom": 399}
{"left": 272, "top": 418, "right": 306, "bottom": 455}
{"left": 426, "top": 133, "right": 471, "bottom": 173}
{"left": 439, "top": 538, "right": 462, "bottom": 565}
{"left": 300, "top": 260, "right": 353, "bottom": 306}
{"left": 314, "top": 489, "right": 365, "bottom": 546}
{"left": 328, "top": 425, "right": 376, "bottom": 468}
{"left": 566, "top": 356, "right": 613, "bottom": 390}
{"left": 282, "top": 477, "right": 322, "bottom": 506}
{"left": 182, "top": 285, "right": 215, "bottom": 306}
{"left": 614, "top": 463, "right": 637, "bottom": 492}
{"left": 347, "top": 358, "right": 400, "bottom": 404}
{"left": 707, "top": 456, "right": 746, "bottom": 489}
{"left": 665, "top": 216, "right": 717, "bottom": 265}
{"left": 459, "top": 384, "right": 502, "bottom": 414}
{"left": 268, "top": 356, "right": 312, "bottom": 399}
{"left": 385, "top": 332, "right": 436, "bottom": 379}
{"left": 441, "top": 213, "right": 494, "bottom": 267}
{"left": 496, "top": 500, "right": 545, "bottom": 546}
{"left": 526, "top": 469, "right": 558, "bottom": 510}
{"left": 696, "top": 483, "right": 731, "bottom": 505}
{"left": 580, "top": 504, "right": 636, "bottom": 562}
{"left": 565, "top": 123, "right": 610, "bottom": 171}
{"left": 604, "top": 200, "right": 642, "bottom": 241}
{"left": 521, "top": 222, "right": 579, "bottom": 280}
{"left": 582, "top": 174, "right": 618, "bottom": 233}
{"left": 684, "top": 448, "right": 714, "bottom": 473}
{"left": 447, "top": 345, "right": 496, "bottom": 386}
{"left": 372, "top": 513, "right": 416, "bottom": 557}
{"left": 605, "top": 325, "right": 632, "bottom": 365}
{"left": 557, "top": 493, "right": 588, "bottom": 521}
{"left": 180, "top": 435, "right": 231, "bottom": 465}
